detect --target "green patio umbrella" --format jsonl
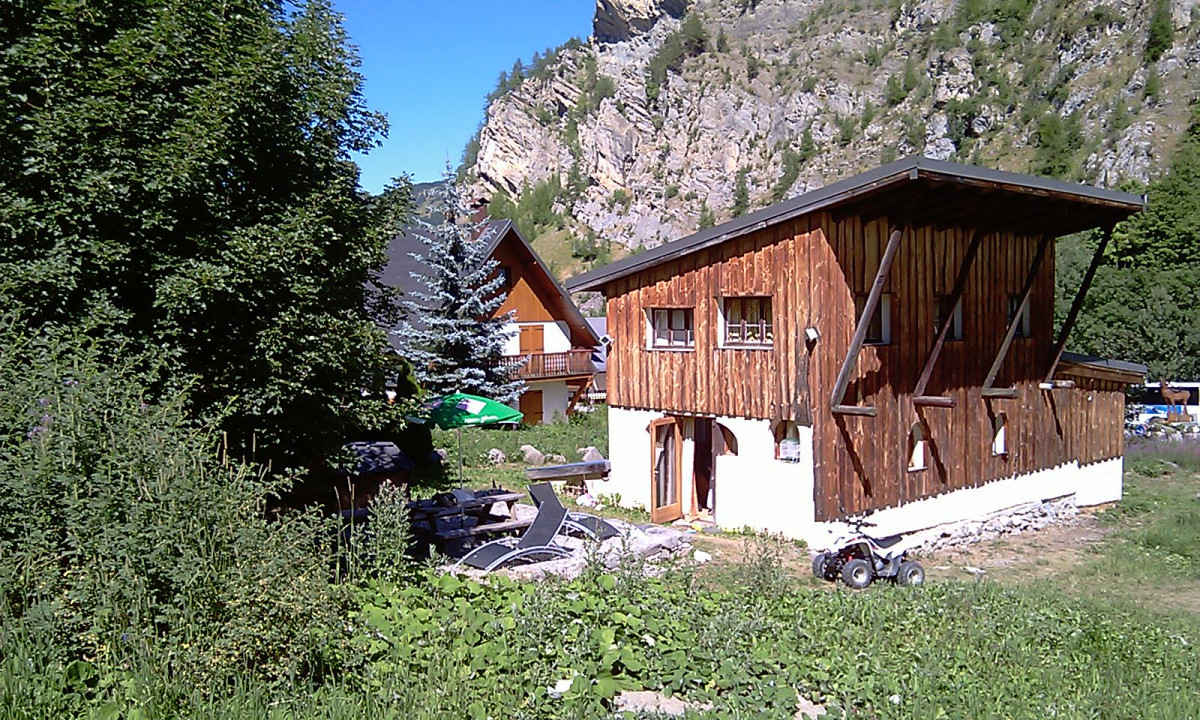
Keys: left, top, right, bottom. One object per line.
{"left": 425, "top": 393, "right": 523, "bottom": 485}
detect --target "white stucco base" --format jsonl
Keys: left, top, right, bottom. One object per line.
{"left": 598, "top": 402, "right": 1126, "bottom": 549}
{"left": 591, "top": 407, "right": 815, "bottom": 533}
{"left": 508, "top": 380, "right": 572, "bottom": 424}
{"left": 804, "top": 456, "right": 1125, "bottom": 548}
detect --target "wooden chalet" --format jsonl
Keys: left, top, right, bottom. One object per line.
{"left": 383, "top": 219, "right": 599, "bottom": 424}
{"left": 567, "top": 157, "right": 1147, "bottom": 539}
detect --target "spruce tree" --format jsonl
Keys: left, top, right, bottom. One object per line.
{"left": 396, "top": 176, "right": 524, "bottom": 403}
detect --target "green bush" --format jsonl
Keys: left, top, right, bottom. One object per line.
{"left": 1146, "top": 0, "right": 1173, "bottom": 62}
{"left": 0, "top": 325, "right": 352, "bottom": 701}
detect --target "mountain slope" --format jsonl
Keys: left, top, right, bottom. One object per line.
{"left": 463, "top": 0, "right": 1199, "bottom": 253}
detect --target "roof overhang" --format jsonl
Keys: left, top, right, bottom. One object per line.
{"left": 566, "top": 156, "right": 1146, "bottom": 292}
{"left": 1056, "top": 352, "right": 1148, "bottom": 385}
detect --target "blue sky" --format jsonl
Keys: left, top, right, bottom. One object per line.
{"left": 335, "top": 0, "right": 595, "bottom": 193}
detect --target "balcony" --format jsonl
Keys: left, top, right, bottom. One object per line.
{"left": 499, "top": 349, "right": 595, "bottom": 380}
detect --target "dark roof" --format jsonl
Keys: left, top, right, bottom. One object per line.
{"left": 379, "top": 219, "right": 599, "bottom": 347}
{"left": 566, "top": 156, "right": 1146, "bottom": 292}
{"left": 1059, "top": 352, "right": 1148, "bottom": 380}
{"left": 586, "top": 317, "right": 608, "bottom": 371}
{"left": 340, "top": 441, "right": 414, "bottom": 477}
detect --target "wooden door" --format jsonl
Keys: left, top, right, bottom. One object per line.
{"left": 649, "top": 418, "right": 683, "bottom": 523}
{"left": 519, "top": 326, "right": 544, "bottom": 354}
{"left": 519, "top": 390, "right": 543, "bottom": 425}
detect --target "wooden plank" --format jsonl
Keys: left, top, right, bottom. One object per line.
{"left": 1045, "top": 224, "right": 1114, "bottom": 383}
{"left": 829, "top": 219, "right": 908, "bottom": 412}
{"left": 913, "top": 225, "right": 986, "bottom": 397}
{"left": 982, "top": 233, "right": 1053, "bottom": 392}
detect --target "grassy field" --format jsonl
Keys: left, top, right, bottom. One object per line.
{"left": 9, "top": 413, "right": 1198, "bottom": 718}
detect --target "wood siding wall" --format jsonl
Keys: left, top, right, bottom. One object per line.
{"left": 492, "top": 241, "right": 554, "bottom": 322}
{"left": 604, "top": 211, "right": 1128, "bottom": 521}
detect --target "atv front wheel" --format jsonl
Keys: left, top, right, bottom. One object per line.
{"left": 841, "top": 558, "right": 873, "bottom": 589}
{"left": 812, "top": 552, "right": 830, "bottom": 580}
{"left": 897, "top": 560, "right": 925, "bottom": 586}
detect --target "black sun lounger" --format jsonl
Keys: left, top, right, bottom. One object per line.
{"left": 528, "top": 482, "right": 620, "bottom": 541}
{"left": 454, "top": 500, "right": 572, "bottom": 572}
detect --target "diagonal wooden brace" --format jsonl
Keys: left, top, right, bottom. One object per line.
{"left": 912, "top": 225, "right": 988, "bottom": 405}
{"left": 982, "top": 232, "right": 1054, "bottom": 396}
{"left": 1044, "top": 224, "right": 1114, "bottom": 384}
{"left": 830, "top": 218, "right": 909, "bottom": 417}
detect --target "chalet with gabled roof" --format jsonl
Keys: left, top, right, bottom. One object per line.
{"left": 383, "top": 219, "right": 599, "bottom": 424}
{"left": 567, "top": 156, "right": 1147, "bottom": 541}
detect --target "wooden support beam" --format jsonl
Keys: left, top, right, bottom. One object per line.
{"left": 1039, "top": 380, "right": 1077, "bottom": 390}
{"left": 981, "top": 387, "right": 1020, "bottom": 399}
{"left": 829, "top": 217, "right": 908, "bottom": 415}
{"left": 913, "top": 395, "right": 957, "bottom": 408}
{"left": 982, "top": 232, "right": 1054, "bottom": 394}
{"left": 913, "top": 224, "right": 987, "bottom": 399}
{"left": 1045, "top": 225, "right": 1114, "bottom": 383}
{"left": 831, "top": 405, "right": 879, "bottom": 417}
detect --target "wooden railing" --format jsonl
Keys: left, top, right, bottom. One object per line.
{"left": 499, "top": 349, "right": 595, "bottom": 380}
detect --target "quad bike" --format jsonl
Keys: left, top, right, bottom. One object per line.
{"left": 812, "top": 514, "right": 924, "bottom": 589}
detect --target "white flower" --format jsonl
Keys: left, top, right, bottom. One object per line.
{"left": 547, "top": 678, "right": 573, "bottom": 699}
{"left": 642, "top": 634, "right": 656, "bottom": 647}
{"left": 890, "top": 694, "right": 902, "bottom": 705}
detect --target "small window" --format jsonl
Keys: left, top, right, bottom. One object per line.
{"left": 908, "top": 423, "right": 929, "bottom": 472}
{"left": 722, "top": 296, "right": 774, "bottom": 346}
{"left": 1007, "top": 296, "right": 1031, "bottom": 339}
{"left": 648, "top": 308, "right": 694, "bottom": 349}
{"left": 935, "top": 295, "right": 964, "bottom": 342}
{"left": 715, "top": 423, "right": 739, "bottom": 456}
{"left": 497, "top": 266, "right": 512, "bottom": 292}
{"left": 855, "top": 294, "right": 892, "bottom": 345}
{"left": 992, "top": 413, "right": 1007, "bottom": 456}
{"left": 773, "top": 420, "right": 803, "bottom": 463}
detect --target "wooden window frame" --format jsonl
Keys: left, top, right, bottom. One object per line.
{"left": 720, "top": 295, "right": 774, "bottom": 348}
{"left": 1007, "top": 295, "right": 1031, "bottom": 339}
{"left": 935, "top": 295, "right": 964, "bottom": 342}
{"left": 647, "top": 307, "right": 695, "bottom": 350}
{"left": 855, "top": 293, "right": 893, "bottom": 346}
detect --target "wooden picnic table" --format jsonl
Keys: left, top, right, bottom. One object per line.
{"left": 407, "top": 489, "right": 532, "bottom": 546}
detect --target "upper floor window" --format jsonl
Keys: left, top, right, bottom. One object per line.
{"left": 935, "top": 295, "right": 964, "bottom": 341}
{"left": 648, "top": 308, "right": 694, "bottom": 349}
{"left": 1007, "top": 296, "right": 1031, "bottom": 338}
{"left": 497, "top": 266, "right": 512, "bottom": 292}
{"left": 855, "top": 293, "right": 892, "bottom": 345}
{"left": 722, "top": 296, "right": 773, "bottom": 347}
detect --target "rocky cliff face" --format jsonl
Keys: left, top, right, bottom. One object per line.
{"left": 467, "top": 0, "right": 1200, "bottom": 254}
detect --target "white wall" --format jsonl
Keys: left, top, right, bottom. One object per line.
{"left": 532, "top": 380, "right": 571, "bottom": 424}
{"left": 803, "top": 457, "right": 1126, "bottom": 549}
{"left": 590, "top": 406, "right": 663, "bottom": 510}
{"left": 711, "top": 417, "right": 816, "bottom": 536}
{"left": 501, "top": 320, "right": 571, "bottom": 355}
{"left": 598, "top": 406, "right": 1126, "bottom": 550}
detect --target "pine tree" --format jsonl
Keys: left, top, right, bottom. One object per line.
{"left": 396, "top": 175, "right": 523, "bottom": 403}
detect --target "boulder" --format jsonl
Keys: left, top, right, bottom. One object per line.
{"left": 486, "top": 448, "right": 507, "bottom": 466}
{"left": 578, "top": 446, "right": 607, "bottom": 462}
{"left": 547, "top": 453, "right": 568, "bottom": 464}
{"left": 519, "top": 444, "right": 546, "bottom": 465}
{"left": 593, "top": 0, "right": 687, "bottom": 44}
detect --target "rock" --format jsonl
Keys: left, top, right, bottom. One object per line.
{"left": 578, "top": 446, "right": 607, "bottom": 462}
{"left": 547, "top": 453, "right": 568, "bottom": 464}
{"left": 693, "top": 549, "right": 712, "bottom": 564}
{"left": 576, "top": 493, "right": 598, "bottom": 507}
{"left": 519, "top": 444, "right": 545, "bottom": 465}
{"left": 432, "top": 448, "right": 448, "bottom": 464}
{"left": 486, "top": 448, "right": 506, "bottom": 466}
{"left": 964, "top": 566, "right": 986, "bottom": 576}
{"left": 613, "top": 690, "right": 710, "bottom": 716}
{"left": 593, "top": 0, "right": 687, "bottom": 43}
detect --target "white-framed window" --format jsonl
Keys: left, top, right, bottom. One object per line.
{"left": 992, "top": 413, "right": 1008, "bottom": 456}
{"left": 908, "top": 422, "right": 928, "bottom": 472}
{"left": 648, "top": 308, "right": 694, "bottom": 349}
{"left": 721, "top": 296, "right": 773, "bottom": 347}
{"left": 855, "top": 293, "right": 892, "bottom": 345}
{"left": 935, "top": 295, "right": 964, "bottom": 342}
{"left": 1007, "top": 296, "right": 1031, "bottom": 339}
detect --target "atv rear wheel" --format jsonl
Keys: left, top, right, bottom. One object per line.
{"left": 896, "top": 560, "right": 925, "bottom": 586}
{"left": 812, "top": 552, "right": 830, "bottom": 580}
{"left": 841, "top": 558, "right": 873, "bottom": 589}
